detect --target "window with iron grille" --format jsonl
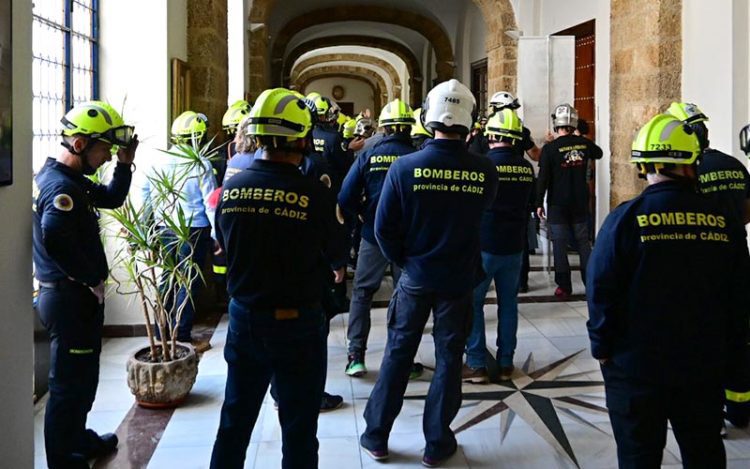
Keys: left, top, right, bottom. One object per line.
{"left": 32, "top": 0, "right": 98, "bottom": 171}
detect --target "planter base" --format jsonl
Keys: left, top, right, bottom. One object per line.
{"left": 127, "top": 344, "right": 198, "bottom": 408}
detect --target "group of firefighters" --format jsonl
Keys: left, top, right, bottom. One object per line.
{"left": 33, "top": 74, "right": 750, "bottom": 468}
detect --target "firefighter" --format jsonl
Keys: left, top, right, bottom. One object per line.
{"left": 360, "top": 79, "right": 498, "bottom": 467}
{"left": 34, "top": 101, "right": 138, "bottom": 468}
{"left": 210, "top": 88, "right": 347, "bottom": 469}
{"left": 536, "top": 103, "right": 603, "bottom": 299}
{"left": 587, "top": 113, "right": 750, "bottom": 467}
{"left": 463, "top": 108, "right": 534, "bottom": 383}
{"left": 338, "top": 98, "right": 417, "bottom": 378}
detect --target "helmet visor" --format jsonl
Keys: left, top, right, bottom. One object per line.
{"left": 741, "top": 125, "right": 750, "bottom": 155}
{"left": 103, "top": 125, "right": 135, "bottom": 147}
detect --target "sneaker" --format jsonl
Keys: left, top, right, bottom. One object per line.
{"left": 345, "top": 354, "right": 367, "bottom": 377}
{"left": 461, "top": 364, "right": 489, "bottom": 384}
{"left": 409, "top": 362, "right": 425, "bottom": 380}
{"left": 361, "top": 443, "right": 389, "bottom": 461}
{"left": 499, "top": 365, "right": 515, "bottom": 380}
{"left": 320, "top": 392, "right": 344, "bottom": 412}
{"left": 554, "top": 287, "right": 571, "bottom": 300}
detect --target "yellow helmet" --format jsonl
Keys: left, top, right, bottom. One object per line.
{"left": 631, "top": 114, "right": 701, "bottom": 165}
{"left": 667, "top": 102, "right": 708, "bottom": 126}
{"left": 171, "top": 111, "right": 208, "bottom": 143}
{"left": 247, "top": 88, "right": 312, "bottom": 141}
{"left": 337, "top": 112, "right": 349, "bottom": 128}
{"left": 343, "top": 119, "right": 357, "bottom": 139}
{"left": 485, "top": 109, "right": 523, "bottom": 141}
{"left": 379, "top": 99, "right": 416, "bottom": 127}
{"left": 222, "top": 100, "right": 252, "bottom": 133}
{"left": 61, "top": 101, "right": 134, "bottom": 147}
{"left": 411, "top": 108, "right": 433, "bottom": 138}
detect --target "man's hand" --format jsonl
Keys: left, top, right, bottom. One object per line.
{"left": 544, "top": 130, "right": 556, "bottom": 143}
{"left": 213, "top": 239, "right": 223, "bottom": 256}
{"left": 117, "top": 135, "right": 139, "bottom": 165}
{"left": 333, "top": 267, "right": 346, "bottom": 284}
{"left": 536, "top": 206, "right": 546, "bottom": 220}
{"left": 348, "top": 137, "right": 365, "bottom": 152}
{"left": 89, "top": 281, "right": 105, "bottom": 305}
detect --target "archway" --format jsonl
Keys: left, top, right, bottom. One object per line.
{"left": 283, "top": 35, "right": 423, "bottom": 104}
{"left": 291, "top": 54, "right": 402, "bottom": 100}
{"left": 296, "top": 65, "right": 390, "bottom": 113}
{"left": 270, "top": 6, "right": 454, "bottom": 88}
{"left": 299, "top": 73, "right": 383, "bottom": 113}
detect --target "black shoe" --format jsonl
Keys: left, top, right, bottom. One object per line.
{"left": 518, "top": 284, "right": 529, "bottom": 293}
{"left": 86, "top": 432, "right": 118, "bottom": 458}
{"left": 320, "top": 392, "right": 344, "bottom": 412}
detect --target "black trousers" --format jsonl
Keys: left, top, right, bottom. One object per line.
{"left": 602, "top": 361, "right": 726, "bottom": 469}
{"left": 37, "top": 282, "right": 104, "bottom": 469}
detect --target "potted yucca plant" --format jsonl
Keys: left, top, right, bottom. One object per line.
{"left": 106, "top": 138, "right": 220, "bottom": 408}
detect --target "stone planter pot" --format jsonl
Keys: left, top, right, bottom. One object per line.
{"left": 126, "top": 343, "right": 198, "bottom": 409}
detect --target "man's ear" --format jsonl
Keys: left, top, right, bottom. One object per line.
{"left": 72, "top": 135, "right": 88, "bottom": 153}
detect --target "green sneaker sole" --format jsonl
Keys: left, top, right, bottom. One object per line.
{"left": 346, "top": 363, "right": 367, "bottom": 377}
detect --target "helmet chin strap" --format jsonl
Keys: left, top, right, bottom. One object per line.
{"left": 61, "top": 137, "right": 98, "bottom": 174}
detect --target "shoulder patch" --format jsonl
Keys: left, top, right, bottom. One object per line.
{"left": 53, "top": 194, "right": 74, "bottom": 212}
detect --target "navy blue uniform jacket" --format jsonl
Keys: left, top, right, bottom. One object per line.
{"left": 374, "top": 139, "right": 498, "bottom": 296}
{"left": 338, "top": 134, "right": 415, "bottom": 244}
{"left": 587, "top": 181, "right": 750, "bottom": 385}
{"left": 697, "top": 148, "right": 750, "bottom": 226}
{"left": 33, "top": 157, "right": 132, "bottom": 287}
{"left": 313, "top": 125, "right": 351, "bottom": 191}
{"left": 215, "top": 159, "right": 347, "bottom": 309}
{"left": 481, "top": 147, "right": 534, "bottom": 255}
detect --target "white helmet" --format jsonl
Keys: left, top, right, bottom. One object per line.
{"left": 422, "top": 79, "right": 476, "bottom": 136}
{"left": 551, "top": 103, "right": 578, "bottom": 129}
{"left": 489, "top": 91, "right": 520, "bottom": 111}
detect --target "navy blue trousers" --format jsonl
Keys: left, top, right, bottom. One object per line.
{"left": 210, "top": 300, "right": 327, "bottom": 469}
{"left": 37, "top": 283, "right": 104, "bottom": 469}
{"left": 602, "top": 361, "right": 726, "bottom": 469}
{"left": 361, "top": 273, "right": 472, "bottom": 459}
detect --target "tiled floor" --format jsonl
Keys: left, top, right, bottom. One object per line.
{"left": 33, "top": 256, "right": 750, "bottom": 468}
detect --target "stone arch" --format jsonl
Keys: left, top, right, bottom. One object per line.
{"left": 291, "top": 54, "right": 402, "bottom": 100}
{"left": 283, "top": 35, "right": 423, "bottom": 105}
{"left": 471, "top": 0, "right": 519, "bottom": 93}
{"left": 295, "top": 65, "right": 390, "bottom": 112}
{"left": 270, "top": 6, "right": 454, "bottom": 88}
{"left": 247, "top": 0, "right": 278, "bottom": 99}
{"left": 300, "top": 73, "right": 383, "bottom": 112}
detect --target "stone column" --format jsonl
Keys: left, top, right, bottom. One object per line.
{"left": 609, "top": 0, "right": 682, "bottom": 206}
{"left": 188, "top": 0, "right": 229, "bottom": 140}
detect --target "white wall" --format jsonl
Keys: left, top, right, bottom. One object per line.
{"left": 0, "top": 0, "right": 34, "bottom": 466}
{"left": 512, "top": 0, "right": 611, "bottom": 228}
{"left": 99, "top": 0, "right": 188, "bottom": 325}
{"left": 304, "top": 77, "right": 375, "bottom": 115}
{"left": 228, "top": 0, "right": 249, "bottom": 101}
{"left": 683, "top": 0, "right": 749, "bottom": 157}
{"left": 455, "top": 1, "right": 487, "bottom": 84}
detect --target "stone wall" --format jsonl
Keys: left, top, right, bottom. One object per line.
{"left": 609, "top": 0, "right": 682, "bottom": 206}
{"left": 473, "top": 0, "right": 518, "bottom": 94}
{"left": 187, "top": 0, "right": 228, "bottom": 140}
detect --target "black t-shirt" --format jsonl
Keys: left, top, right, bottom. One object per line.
{"left": 536, "top": 134, "right": 603, "bottom": 221}
{"left": 697, "top": 149, "right": 750, "bottom": 226}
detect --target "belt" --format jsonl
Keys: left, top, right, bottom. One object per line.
{"left": 38, "top": 278, "right": 81, "bottom": 290}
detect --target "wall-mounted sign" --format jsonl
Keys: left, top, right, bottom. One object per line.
{"left": 0, "top": 0, "right": 12, "bottom": 186}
